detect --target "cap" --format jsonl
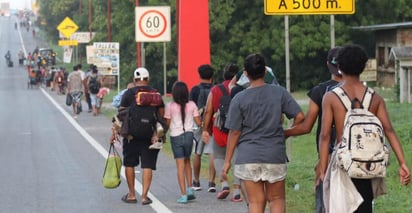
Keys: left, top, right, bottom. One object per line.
{"left": 134, "top": 67, "right": 150, "bottom": 80}
{"left": 327, "top": 46, "right": 341, "bottom": 76}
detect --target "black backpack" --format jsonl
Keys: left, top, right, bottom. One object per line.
{"left": 196, "top": 84, "right": 211, "bottom": 119}
{"left": 89, "top": 76, "right": 100, "bottom": 94}
{"left": 127, "top": 105, "right": 158, "bottom": 140}
{"left": 213, "top": 84, "right": 231, "bottom": 133}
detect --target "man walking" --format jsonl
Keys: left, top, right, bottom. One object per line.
{"left": 202, "top": 63, "right": 243, "bottom": 202}
{"left": 116, "top": 67, "right": 165, "bottom": 205}
{"left": 284, "top": 46, "right": 343, "bottom": 213}
{"left": 67, "top": 65, "right": 85, "bottom": 117}
{"left": 189, "top": 64, "right": 216, "bottom": 192}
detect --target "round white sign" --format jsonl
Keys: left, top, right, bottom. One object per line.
{"left": 135, "top": 6, "right": 171, "bottom": 42}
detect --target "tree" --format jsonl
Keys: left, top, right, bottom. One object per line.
{"left": 37, "top": 0, "right": 412, "bottom": 92}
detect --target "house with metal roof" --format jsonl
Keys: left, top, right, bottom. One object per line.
{"left": 354, "top": 22, "right": 412, "bottom": 103}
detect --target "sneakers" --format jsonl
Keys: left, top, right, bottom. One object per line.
{"left": 192, "top": 180, "right": 202, "bottom": 191}
{"left": 208, "top": 182, "right": 216, "bottom": 193}
{"left": 187, "top": 188, "right": 196, "bottom": 201}
{"left": 149, "top": 141, "right": 163, "bottom": 149}
{"left": 217, "top": 187, "right": 230, "bottom": 199}
{"left": 230, "top": 194, "right": 243, "bottom": 202}
{"left": 177, "top": 195, "right": 188, "bottom": 204}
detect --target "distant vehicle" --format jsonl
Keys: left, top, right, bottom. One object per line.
{"left": 0, "top": 2, "right": 10, "bottom": 17}
{"left": 38, "top": 48, "right": 57, "bottom": 66}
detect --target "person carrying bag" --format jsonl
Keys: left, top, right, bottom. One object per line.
{"left": 102, "top": 144, "right": 122, "bottom": 189}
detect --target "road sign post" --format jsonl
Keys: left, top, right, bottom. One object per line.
{"left": 136, "top": 6, "right": 171, "bottom": 95}
{"left": 57, "top": 17, "right": 79, "bottom": 38}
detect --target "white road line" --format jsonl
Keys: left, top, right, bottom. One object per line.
{"left": 19, "top": 17, "right": 172, "bottom": 210}
{"left": 41, "top": 89, "right": 172, "bottom": 213}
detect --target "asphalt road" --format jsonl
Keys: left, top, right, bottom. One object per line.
{"left": 0, "top": 16, "right": 254, "bottom": 213}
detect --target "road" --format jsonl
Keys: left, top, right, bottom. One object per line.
{"left": 0, "top": 16, "right": 252, "bottom": 213}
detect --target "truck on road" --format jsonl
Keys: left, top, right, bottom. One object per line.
{"left": 0, "top": 2, "right": 10, "bottom": 17}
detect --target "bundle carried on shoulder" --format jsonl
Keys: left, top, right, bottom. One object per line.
{"left": 332, "top": 87, "right": 390, "bottom": 179}
{"left": 114, "top": 87, "right": 166, "bottom": 141}
{"left": 135, "top": 88, "right": 163, "bottom": 106}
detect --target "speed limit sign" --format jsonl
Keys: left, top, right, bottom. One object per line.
{"left": 135, "top": 6, "right": 171, "bottom": 42}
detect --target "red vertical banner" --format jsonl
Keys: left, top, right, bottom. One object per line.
{"left": 177, "top": 0, "right": 211, "bottom": 91}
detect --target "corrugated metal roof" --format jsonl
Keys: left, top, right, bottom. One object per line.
{"left": 389, "top": 47, "right": 412, "bottom": 60}
{"left": 353, "top": 22, "right": 412, "bottom": 31}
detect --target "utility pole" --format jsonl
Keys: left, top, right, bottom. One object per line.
{"left": 107, "top": 0, "right": 111, "bottom": 42}
{"left": 136, "top": 0, "right": 141, "bottom": 67}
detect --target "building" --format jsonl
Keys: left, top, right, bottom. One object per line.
{"left": 354, "top": 22, "right": 412, "bottom": 103}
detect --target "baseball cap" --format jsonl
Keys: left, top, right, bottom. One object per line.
{"left": 134, "top": 67, "right": 150, "bottom": 80}
{"left": 327, "top": 46, "right": 341, "bottom": 76}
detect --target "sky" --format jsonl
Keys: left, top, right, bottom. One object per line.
{"left": 4, "top": 0, "right": 32, "bottom": 10}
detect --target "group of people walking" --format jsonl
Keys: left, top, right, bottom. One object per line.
{"left": 110, "top": 44, "right": 410, "bottom": 213}
{"left": 66, "top": 64, "right": 106, "bottom": 117}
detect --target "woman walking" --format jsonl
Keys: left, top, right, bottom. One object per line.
{"left": 164, "top": 81, "right": 202, "bottom": 203}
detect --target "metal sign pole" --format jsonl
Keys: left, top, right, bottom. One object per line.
{"left": 163, "top": 42, "right": 167, "bottom": 95}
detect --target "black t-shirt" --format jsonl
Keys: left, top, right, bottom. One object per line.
{"left": 307, "top": 79, "right": 341, "bottom": 154}
{"left": 189, "top": 82, "right": 212, "bottom": 104}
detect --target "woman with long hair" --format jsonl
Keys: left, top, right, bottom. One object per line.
{"left": 164, "top": 81, "right": 202, "bottom": 203}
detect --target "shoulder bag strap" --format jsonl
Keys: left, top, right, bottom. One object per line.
{"left": 218, "top": 84, "right": 229, "bottom": 96}
{"left": 361, "top": 87, "right": 375, "bottom": 110}
{"left": 332, "top": 87, "right": 351, "bottom": 111}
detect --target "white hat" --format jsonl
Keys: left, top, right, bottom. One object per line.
{"left": 134, "top": 67, "right": 149, "bottom": 80}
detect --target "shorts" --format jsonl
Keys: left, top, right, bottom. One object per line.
{"left": 234, "top": 163, "right": 287, "bottom": 183}
{"left": 193, "top": 128, "right": 213, "bottom": 155}
{"left": 90, "top": 93, "right": 101, "bottom": 108}
{"left": 171, "top": 132, "right": 194, "bottom": 159}
{"left": 122, "top": 138, "right": 159, "bottom": 170}
{"left": 213, "top": 139, "right": 226, "bottom": 160}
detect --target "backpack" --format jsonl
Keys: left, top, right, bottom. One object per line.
{"left": 89, "top": 76, "right": 100, "bottom": 94}
{"left": 196, "top": 84, "right": 211, "bottom": 119}
{"left": 127, "top": 87, "right": 163, "bottom": 140}
{"left": 333, "top": 87, "right": 389, "bottom": 179}
{"left": 213, "top": 84, "right": 231, "bottom": 134}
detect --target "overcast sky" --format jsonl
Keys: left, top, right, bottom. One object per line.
{"left": 6, "top": 0, "right": 32, "bottom": 10}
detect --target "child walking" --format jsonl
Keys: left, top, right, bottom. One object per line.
{"left": 164, "top": 81, "right": 202, "bottom": 204}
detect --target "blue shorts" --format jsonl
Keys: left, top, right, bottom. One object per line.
{"left": 90, "top": 93, "right": 101, "bottom": 108}
{"left": 171, "top": 132, "right": 194, "bottom": 159}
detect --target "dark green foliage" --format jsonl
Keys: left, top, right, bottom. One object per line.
{"left": 37, "top": 0, "right": 412, "bottom": 92}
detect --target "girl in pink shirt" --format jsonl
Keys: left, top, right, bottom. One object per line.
{"left": 164, "top": 81, "right": 201, "bottom": 204}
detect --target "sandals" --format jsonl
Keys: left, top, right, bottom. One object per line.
{"left": 121, "top": 193, "right": 152, "bottom": 205}
{"left": 142, "top": 197, "right": 152, "bottom": 205}
{"left": 121, "top": 193, "right": 137, "bottom": 204}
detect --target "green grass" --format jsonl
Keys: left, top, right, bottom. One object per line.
{"left": 101, "top": 87, "right": 411, "bottom": 212}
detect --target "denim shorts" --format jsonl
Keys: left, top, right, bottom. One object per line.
{"left": 171, "top": 132, "right": 194, "bottom": 159}
{"left": 90, "top": 93, "right": 100, "bottom": 107}
{"left": 234, "top": 163, "right": 287, "bottom": 183}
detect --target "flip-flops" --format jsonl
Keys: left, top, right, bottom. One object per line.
{"left": 121, "top": 193, "right": 137, "bottom": 204}
{"left": 142, "top": 197, "right": 152, "bottom": 205}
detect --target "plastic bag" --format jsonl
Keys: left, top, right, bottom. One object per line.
{"left": 66, "top": 93, "right": 73, "bottom": 106}
{"left": 102, "top": 144, "right": 122, "bottom": 189}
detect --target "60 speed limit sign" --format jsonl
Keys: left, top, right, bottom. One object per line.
{"left": 135, "top": 6, "right": 171, "bottom": 42}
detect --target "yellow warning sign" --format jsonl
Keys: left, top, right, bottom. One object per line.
{"left": 58, "top": 40, "right": 78, "bottom": 46}
{"left": 57, "top": 17, "right": 79, "bottom": 38}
